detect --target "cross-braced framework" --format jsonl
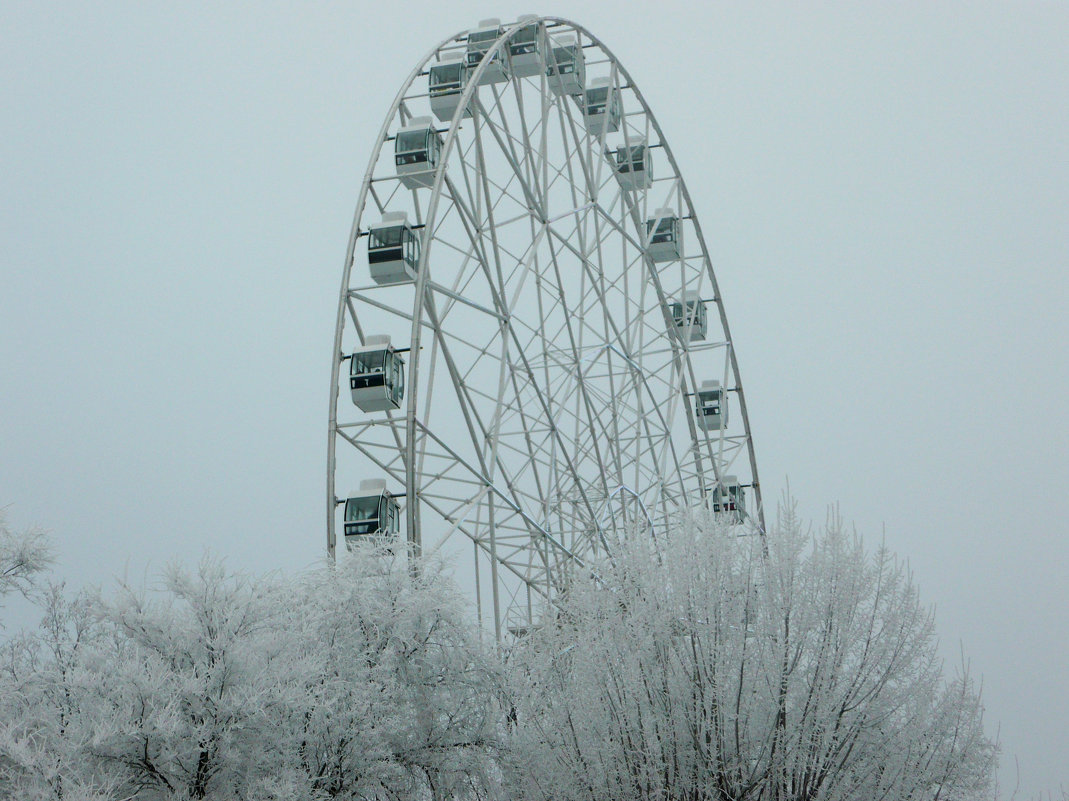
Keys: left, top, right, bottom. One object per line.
{"left": 328, "top": 16, "right": 764, "bottom": 640}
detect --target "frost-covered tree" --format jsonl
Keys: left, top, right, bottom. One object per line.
{"left": 0, "top": 513, "right": 105, "bottom": 799}
{"left": 262, "top": 547, "right": 504, "bottom": 801}
{"left": 0, "top": 511, "right": 54, "bottom": 619}
{"left": 83, "top": 557, "right": 286, "bottom": 799}
{"left": 0, "top": 584, "right": 121, "bottom": 800}
{"left": 506, "top": 504, "right": 997, "bottom": 801}
{"left": 0, "top": 548, "right": 504, "bottom": 800}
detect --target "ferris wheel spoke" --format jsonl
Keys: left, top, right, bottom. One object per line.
{"left": 422, "top": 494, "right": 568, "bottom": 599}
{"left": 497, "top": 380, "right": 558, "bottom": 506}
{"left": 537, "top": 124, "right": 592, "bottom": 206}
{"left": 538, "top": 236, "right": 621, "bottom": 500}
{"left": 465, "top": 140, "right": 578, "bottom": 514}
{"left": 330, "top": 17, "right": 765, "bottom": 624}
{"left": 413, "top": 426, "right": 575, "bottom": 567}
{"left": 366, "top": 183, "right": 388, "bottom": 217}
{"left": 347, "top": 290, "right": 415, "bottom": 324}
{"left": 343, "top": 296, "right": 368, "bottom": 347}
{"left": 420, "top": 306, "right": 502, "bottom": 473}
{"left": 457, "top": 112, "right": 537, "bottom": 237}
{"left": 506, "top": 76, "right": 547, "bottom": 207}
{"left": 479, "top": 90, "right": 545, "bottom": 216}
{"left": 440, "top": 187, "right": 501, "bottom": 292}
{"left": 551, "top": 90, "right": 595, "bottom": 203}
{"left": 546, "top": 230, "right": 652, "bottom": 360}
{"left": 499, "top": 345, "right": 609, "bottom": 549}
{"left": 424, "top": 280, "right": 506, "bottom": 322}
{"left": 462, "top": 164, "right": 531, "bottom": 235}
{"left": 486, "top": 207, "right": 539, "bottom": 235}
{"left": 421, "top": 306, "right": 553, "bottom": 542}
{"left": 427, "top": 227, "right": 478, "bottom": 264}
{"left": 336, "top": 429, "right": 406, "bottom": 483}
{"left": 471, "top": 110, "right": 520, "bottom": 309}
{"left": 424, "top": 233, "right": 492, "bottom": 328}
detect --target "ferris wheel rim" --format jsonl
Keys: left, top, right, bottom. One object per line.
{"left": 326, "top": 26, "right": 466, "bottom": 560}
{"left": 327, "top": 16, "right": 765, "bottom": 580}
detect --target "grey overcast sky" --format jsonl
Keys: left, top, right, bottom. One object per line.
{"left": 2, "top": 1, "right": 1066, "bottom": 796}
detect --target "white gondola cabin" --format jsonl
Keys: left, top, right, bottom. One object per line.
{"left": 368, "top": 212, "right": 421, "bottom": 285}
{"left": 350, "top": 335, "right": 405, "bottom": 412}
{"left": 583, "top": 76, "right": 620, "bottom": 134}
{"left": 466, "top": 18, "right": 509, "bottom": 85}
{"left": 429, "top": 52, "right": 472, "bottom": 122}
{"left": 669, "top": 292, "right": 708, "bottom": 342}
{"left": 712, "top": 476, "right": 745, "bottom": 523}
{"left": 646, "top": 208, "right": 682, "bottom": 262}
{"left": 695, "top": 379, "right": 727, "bottom": 431}
{"left": 394, "top": 117, "right": 442, "bottom": 189}
{"left": 509, "top": 15, "right": 545, "bottom": 78}
{"left": 545, "top": 33, "right": 584, "bottom": 96}
{"left": 343, "top": 479, "right": 400, "bottom": 542}
{"left": 615, "top": 138, "right": 652, "bottom": 190}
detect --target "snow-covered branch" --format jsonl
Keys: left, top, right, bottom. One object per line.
{"left": 505, "top": 502, "right": 999, "bottom": 801}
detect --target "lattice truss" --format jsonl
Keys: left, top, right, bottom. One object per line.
{"left": 328, "top": 17, "right": 763, "bottom": 637}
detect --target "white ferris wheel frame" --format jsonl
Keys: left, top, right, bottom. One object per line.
{"left": 328, "top": 16, "right": 764, "bottom": 639}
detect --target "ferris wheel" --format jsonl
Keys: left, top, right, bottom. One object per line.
{"left": 327, "top": 15, "right": 763, "bottom": 639}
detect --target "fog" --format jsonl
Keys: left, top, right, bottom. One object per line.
{"left": 2, "top": 3, "right": 1066, "bottom": 796}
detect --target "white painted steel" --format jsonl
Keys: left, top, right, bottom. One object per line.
{"left": 328, "top": 17, "right": 764, "bottom": 639}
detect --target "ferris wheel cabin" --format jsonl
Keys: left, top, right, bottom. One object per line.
{"left": 583, "top": 76, "right": 621, "bottom": 133}
{"left": 395, "top": 117, "right": 442, "bottom": 189}
{"left": 669, "top": 291, "right": 708, "bottom": 342}
{"left": 429, "top": 52, "right": 472, "bottom": 122}
{"left": 646, "top": 208, "right": 682, "bottom": 262}
{"left": 695, "top": 379, "right": 727, "bottom": 431}
{"left": 615, "top": 138, "right": 652, "bottom": 190}
{"left": 545, "top": 33, "right": 584, "bottom": 96}
{"left": 467, "top": 18, "right": 509, "bottom": 85}
{"left": 343, "top": 479, "right": 400, "bottom": 542}
{"left": 350, "top": 335, "right": 405, "bottom": 412}
{"left": 510, "top": 16, "right": 546, "bottom": 77}
{"left": 368, "top": 212, "right": 421, "bottom": 285}
{"left": 712, "top": 476, "right": 745, "bottom": 523}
